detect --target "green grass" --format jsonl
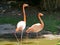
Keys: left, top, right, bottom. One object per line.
{"left": 0, "top": 38, "right": 59, "bottom": 45}
{"left": 0, "top": 15, "right": 21, "bottom": 25}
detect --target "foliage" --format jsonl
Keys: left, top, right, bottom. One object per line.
{"left": 0, "top": 12, "right": 60, "bottom": 33}
{"left": 0, "top": 0, "right": 60, "bottom": 11}
{"left": 44, "top": 12, "right": 60, "bottom": 33}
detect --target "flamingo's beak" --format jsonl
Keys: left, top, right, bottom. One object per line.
{"left": 41, "top": 14, "right": 43, "bottom": 16}
{"left": 25, "top": 4, "right": 29, "bottom": 6}
{"left": 23, "top": 4, "right": 29, "bottom": 7}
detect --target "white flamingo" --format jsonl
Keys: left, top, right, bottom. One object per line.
{"left": 16, "top": 4, "right": 28, "bottom": 40}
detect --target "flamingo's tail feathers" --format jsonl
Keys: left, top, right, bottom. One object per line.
{"left": 16, "top": 28, "right": 19, "bottom": 32}
{"left": 26, "top": 29, "right": 29, "bottom": 33}
{"left": 16, "top": 27, "right": 23, "bottom": 32}
{"left": 26, "top": 27, "right": 34, "bottom": 33}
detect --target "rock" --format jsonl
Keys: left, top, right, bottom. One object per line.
{"left": 40, "top": 30, "right": 52, "bottom": 34}
{"left": 0, "top": 24, "right": 15, "bottom": 30}
{"left": 0, "top": 24, "right": 15, "bottom": 35}
{"left": 41, "top": 34, "right": 60, "bottom": 40}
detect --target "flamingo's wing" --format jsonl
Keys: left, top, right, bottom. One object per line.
{"left": 26, "top": 23, "right": 41, "bottom": 33}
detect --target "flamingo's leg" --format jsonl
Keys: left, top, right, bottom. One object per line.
{"left": 36, "top": 32, "right": 38, "bottom": 38}
{"left": 20, "top": 30, "right": 24, "bottom": 43}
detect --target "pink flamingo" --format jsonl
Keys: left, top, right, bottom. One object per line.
{"left": 26, "top": 13, "right": 44, "bottom": 38}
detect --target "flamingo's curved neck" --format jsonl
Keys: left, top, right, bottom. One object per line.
{"left": 38, "top": 15, "right": 44, "bottom": 26}
{"left": 23, "top": 6, "right": 26, "bottom": 22}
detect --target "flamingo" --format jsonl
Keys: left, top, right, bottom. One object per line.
{"left": 26, "top": 13, "right": 44, "bottom": 38}
{"left": 15, "top": 4, "right": 28, "bottom": 41}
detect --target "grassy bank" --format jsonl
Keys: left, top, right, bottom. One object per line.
{"left": 0, "top": 38, "right": 59, "bottom": 45}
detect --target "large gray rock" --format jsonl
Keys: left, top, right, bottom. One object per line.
{"left": 0, "top": 24, "right": 15, "bottom": 35}
{"left": 40, "top": 30, "right": 52, "bottom": 34}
